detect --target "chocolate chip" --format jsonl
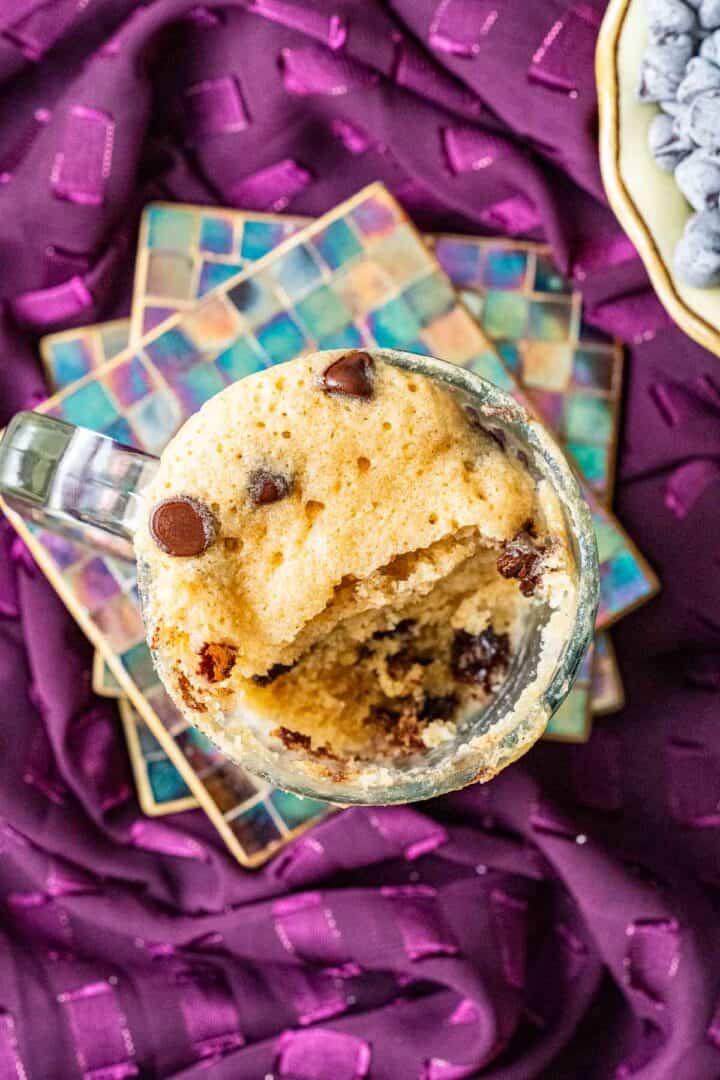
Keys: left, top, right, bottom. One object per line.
{"left": 275, "top": 726, "right": 311, "bottom": 752}
{"left": 368, "top": 700, "right": 425, "bottom": 751}
{"left": 497, "top": 520, "right": 546, "bottom": 597}
{"left": 274, "top": 726, "right": 337, "bottom": 759}
{"left": 451, "top": 627, "right": 510, "bottom": 692}
{"left": 251, "top": 662, "right": 294, "bottom": 687}
{"left": 248, "top": 469, "right": 292, "bottom": 506}
{"left": 198, "top": 642, "right": 237, "bottom": 683}
{"left": 150, "top": 496, "right": 215, "bottom": 557}
{"left": 175, "top": 669, "right": 207, "bottom": 712}
{"left": 321, "top": 351, "right": 374, "bottom": 399}
{"left": 419, "top": 694, "right": 458, "bottom": 721}
{"left": 372, "top": 618, "right": 417, "bottom": 640}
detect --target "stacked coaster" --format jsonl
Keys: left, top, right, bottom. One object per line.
{"left": 4, "top": 184, "right": 653, "bottom": 866}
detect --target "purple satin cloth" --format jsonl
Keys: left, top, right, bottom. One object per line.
{"left": 1, "top": 2, "right": 719, "bottom": 1078}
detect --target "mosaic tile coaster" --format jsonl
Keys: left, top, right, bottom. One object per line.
{"left": 120, "top": 698, "right": 330, "bottom": 845}
{"left": 92, "top": 648, "right": 123, "bottom": 699}
{"left": 433, "top": 235, "right": 624, "bottom": 507}
{"left": 590, "top": 631, "right": 625, "bottom": 716}
{"left": 7, "top": 184, "right": 656, "bottom": 854}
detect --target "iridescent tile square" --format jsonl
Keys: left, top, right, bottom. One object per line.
{"left": 215, "top": 339, "right": 267, "bottom": 382}
{"left": 312, "top": 218, "right": 362, "bottom": 270}
{"left": 464, "top": 350, "right": 516, "bottom": 391}
{"left": 519, "top": 342, "right": 573, "bottom": 392}
{"left": 367, "top": 295, "right": 422, "bottom": 348}
{"left": 527, "top": 299, "right": 573, "bottom": 343}
{"left": 593, "top": 514, "right": 626, "bottom": 563}
{"left": 402, "top": 272, "right": 455, "bottom": 324}
{"left": 104, "top": 355, "right": 154, "bottom": 407}
{"left": 148, "top": 758, "right": 192, "bottom": 802}
{"left": 175, "top": 363, "right": 226, "bottom": 412}
{"left": 93, "top": 594, "right": 145, "bottom": 652}
{"left": 294, "top": 285, "right": 352, "bottom": 339}
{"left": 175, "top": 726, "right": 223, "bottom": 773}
{"left": 240, "top": 219, "right": 291, "bottom": 261}
{"left": 198, "top": 260, "right": 244, "bottom": 297}
{"left": 127, "top": 390, "right": 183, "bottom": 454}
{"left": 316, "top": 324, "right": 365, "bottom": 350}
{"left": 37, "top": 530, "right": 83, "bottom": 569}
{"left": 146, "top": 252, "right": 194, "bottom": 301}
{"left": 67, "top": 556, "right": 121, "bottom": 613}
{"left": 482, "top": 249, "right": 528, "bottom": 290}
{"left": 605, "top": 550, "right": 651, "bottom": 611}
{"left": 256, "top": 313, "right": 306, "bottom": 364}
{"left": 227, "top": 801, "right": 282, "bottom": 854}
{"left": 566, "top": 442, "right": 608, "bottom": 489}
{"left": 137, "top": 722, "right": 163, "bottom": 757}
{"left": 146, "top": 687, "right": 184, "bottom": 732}
{"left": 496, "top": 342, "right": 520, "bottom": 372}
{"left": 421, "top": 306, "right": 488, "bottom": 365}
{"left": 349, "top": 193, "right": 399, "bottom": 239}
{"left": 143, "top": 307, "right": 176, "bottom": 336}
{"left": 146, "top": 205, "right": 196, "bottom": 251}
{"left": 47, "top": 337, "right": 95, "bottom": 384}
{"left": 269, "top": 789, "right": 328, "bottom": 829}
{"left": 533, "top": 254, "right": 572, "bottom": 294}
{"left": 120, "top": 640, "right": 157, "bottom": 691}
{"left": 99, "top": 321, "right": 131, "bottom": 359}
{"left": 199, "top": 215, "right": 234, "bottom": 254}
{"left": 565, "top": 394, "right": 612, "bottom": 444}
{"left": 59, "top": 381, "right": 118, "bottom": 431}
{"left": 335, "top": 261, "right": 392, "bottom": 317}
{"left": 144, "top": 327, "right": 199, "bottom": 377}
{"left": 104, "top": 555, "right": 138, "bottom": 591}
{"left": 104, "top": 417, "right": 135, "bottom": 446}
{"left": 545, "top": 685, "right": 590, "bottom": 740}
{"left": 267, "top": 245, "right": 323, "bottom": 299}
{"left": 526, "top": 389, "right": 565, "bottom": 431}
{"left": 180, "top": 297, "right": 243, "bottom": 352}
{"left": 205, "top": 766, "right": 258, "bottom": 812}
{"left": 434, "top": 237, "right": 482, "bottom": 285}
{"left": 572, "top": 347, "right": 615, "bottom": 391}
{"left": 370, "top": 224, "right": 433, "bottom": 284}
{"left": 226, "top": 277, "right": 281, "bottom": 327}
{"left": 482, "top": 291, "right": 529, "bottom": 339}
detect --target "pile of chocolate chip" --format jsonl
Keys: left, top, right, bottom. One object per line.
{"left": 639, "top": 0, "right": 720, "bottom": 286}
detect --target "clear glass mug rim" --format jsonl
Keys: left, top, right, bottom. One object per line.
{"left": 0, "top": 348, "right": 600, "bottom": 804}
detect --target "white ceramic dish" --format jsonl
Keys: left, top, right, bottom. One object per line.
{"left": 597, "top": 0, "right": 720, "bottom": 355}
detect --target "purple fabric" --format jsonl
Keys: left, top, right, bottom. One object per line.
{"left": 0, "top": 2, "right": 719, "bottom": 1077}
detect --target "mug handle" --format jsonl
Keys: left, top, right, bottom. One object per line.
{"left": 0, "top": 412, "right": 158, "bottom": 560}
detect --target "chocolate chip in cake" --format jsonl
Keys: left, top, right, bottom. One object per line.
{"left": 175, "top": 669, "right": 208, "bottom": 712}
{"left": 198, "top": 642, "right": 237, "bottom": 683}
{"left": 248, "top": 469, "right": 292, "bottom": 506}
{"left": 419, "top": 694, "right": 458, "bottom": 722}
{"left": 321, "top": 351, "right": 374, "bottom": 399}
{"left": 368, "top": 700, "right": 425, "bottom": 752}
{"left": 372, "top": 618, "right": 417, "bottom": 640}
{"left": 274, "top": 726, "right": 337, "bottom": 759}
{"left": 497, "top": 519, "right": 546, "bottom": 596}
{"left": 251, "top": 661, "right": 295, "bottom": 686}
{"left": 150, "top": 496, "right": 215, "bottom": 557}
{"left": 451, "top": 627, "right": 510, "bottom": 692}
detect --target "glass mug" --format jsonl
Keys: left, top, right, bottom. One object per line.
{"left": 0, "top": 350, "right": 599, "bottom": 804}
